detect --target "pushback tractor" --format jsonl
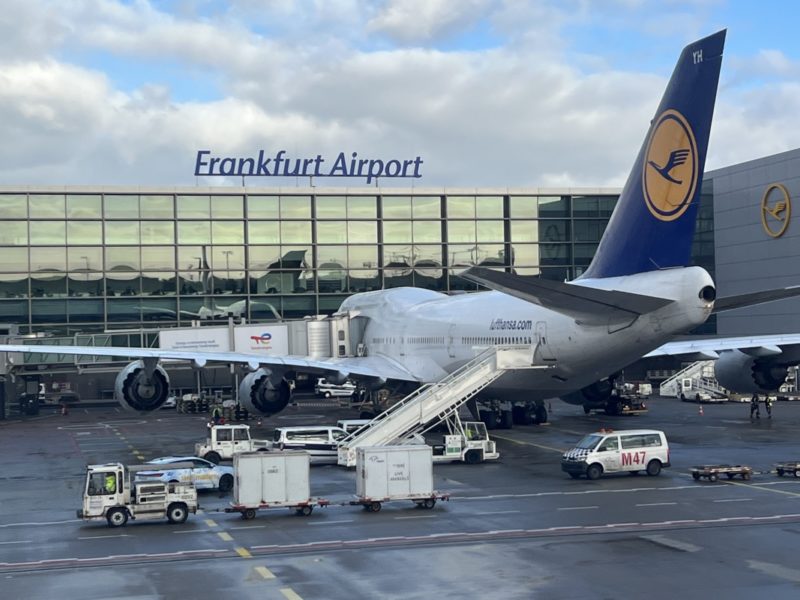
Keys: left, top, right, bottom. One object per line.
{"left": 78, "top": 462, "right": 199, "bottom": 527}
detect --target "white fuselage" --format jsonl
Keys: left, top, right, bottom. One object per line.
{"left": 339, "top": 267, "right": 714, "bottom": 402}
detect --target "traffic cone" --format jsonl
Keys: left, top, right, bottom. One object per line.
{"left": 698, "top": 405, "right": 704, "bottom": 416}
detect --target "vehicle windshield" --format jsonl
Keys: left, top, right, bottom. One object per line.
{"left": 575, "top": 434, "right": 603, "bottom": 450}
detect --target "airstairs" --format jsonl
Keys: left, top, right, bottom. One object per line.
{"left": 658, "top": 360, "right": 727, "bottom": 399}
{"left": 337, "top": 345, "right": 537, "bottom": 467}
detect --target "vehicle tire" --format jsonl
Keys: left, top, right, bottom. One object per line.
{"left": 167, "top": 503, "right": 189, "bottom": 524}
{"left": 692, "top": 472, "right": 700, "bottom": 480}
{"left": 423, "top": 498, "right": 436, "bottom": 509}
{"left": 298, "top": 505, "right": 313, "bottom": 517}
{"left": 726, "top": 473, "right": 734, "bottom": 479}
{"left": 583, "top": 405, "right": 591, "bottom": 415}
{"left": 534, "top": 404, "right": 548, "bottom": 424}
{"left": 586, "top": 464, "right": 603, "bottom": 480}
{"left": 464, "top": 449, "right": 482, "bottom": 465}
{"left": 499, "top": 409, "right": 513, "bottom": 430}
{"left": 204, "top": 451, "right": 221, "bottom": 465}
{"left": 646, "top": 460, "right": 662, "bottom": 477}
{"left": 106, "top": 507, "right": 128, "bottom": 528}
{"left": 569, "top": 472, "right": 581, "bottom": 479}
{"left": 794, "top": 470, "right": 800, "bottom": 479}
{"left": 369, "top": 502, "right": 382, "bottom": 513}
{"left": 680, "top": 393, "right": 687, "bottom": 402}
{"left": 218, "top": 473, "right": 234, "bottom": 493}
{"left": 695, "top": 393, "right": 701, "bottom": 402}
{"left": 708, "top": 473, "right": 718, "bottom": 482}
{"left": 169, "top": 479, "right": 179, "bottom": 484}
{"left": 243, "top": 508, "right": 256, "bottom": 520}
{"left": 324, "top": 391, "right": 332, "bottom": 398}
{"left": 777, "top": 469, "right": 784, "bottom": 477}
{"left": 742, "top": 472, "right": 751, "bottom": 481}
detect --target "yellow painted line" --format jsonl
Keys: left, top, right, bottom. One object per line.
{"left": 217, "top": 532, "right": 233, "bottom": 542}
{"left": 491, "top": 433, "right": 565, "bottom": 454}
{"left": 280, "top": 588, "right": 303, "bottom": 600}
{"left": 725, "top": 479, "right": 800, "bottom": 498}
{"left": 254, "top": 566, "right": 274, "bottom": 579}
{"left": 204, "top": 519, "right": 218, "bottom": 528}
{"left": 236, "top": 546, "right": 252, "bottom": 558}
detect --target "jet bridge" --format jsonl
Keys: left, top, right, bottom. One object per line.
{"left": 337, "top": 346, "right": 538, "bottom": 467}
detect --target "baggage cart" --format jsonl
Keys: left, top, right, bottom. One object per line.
{"left": 690, "top": 464, "right": 752, "bottom": 482}
{"left": 775, "top": 461, "right": 800, "bottom": 477}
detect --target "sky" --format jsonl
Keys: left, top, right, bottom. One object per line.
{"left": 0, "top": 0, "right": 798, "bottom": 188}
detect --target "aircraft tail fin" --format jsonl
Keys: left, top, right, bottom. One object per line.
{"left": 581, "top": 30, "right": 726, "bottom": 279}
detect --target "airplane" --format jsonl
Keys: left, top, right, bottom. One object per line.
{"left": 3, "top": 30, "right": 799, "bottom": 423}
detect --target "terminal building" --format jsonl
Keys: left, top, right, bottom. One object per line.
{"left": 0, "top": 147, "right": 798, "bottom": 403}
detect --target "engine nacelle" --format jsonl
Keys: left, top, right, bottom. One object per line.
{"left": 238, "top": 369, "right": 292, "bottom": 416}
{"left": 561, "top": 378, "right": 614, "bottom": 407}
{"left": 114, "top": 360, "right": 170, "bottom": 412}
{"left": 715, "top": 350, "right": 789, "bottom": 393}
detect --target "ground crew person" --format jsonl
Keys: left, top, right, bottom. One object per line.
{"left": 212, "top": 405, "right": 222, "bottom": 425}
{"left": 764, "top": 395, "right": 773, "bottom": 418}
{"left": 750, "top": 394, "right": 760, "bottom": 419}
{"left": 104, "top": 473, "right": 116, "bottom": 494}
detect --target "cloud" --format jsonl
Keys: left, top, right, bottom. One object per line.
{"left": 0, "top": 0, "right": 795, "bottom": 189}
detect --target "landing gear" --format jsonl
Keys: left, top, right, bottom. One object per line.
{"left": 533, "top": 403, "right": 548, "bottom": 424}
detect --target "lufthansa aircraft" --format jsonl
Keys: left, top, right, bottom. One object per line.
{"left": 2, "top": 31, "right": 798, "bottom": 421}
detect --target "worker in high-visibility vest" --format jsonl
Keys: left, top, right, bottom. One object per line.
{"left": 104, "top": 473, "right": 116, "bottom": 494}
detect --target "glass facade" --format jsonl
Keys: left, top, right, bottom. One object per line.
{"left": 0, "top": 188, "right": 713, "bottom": 335}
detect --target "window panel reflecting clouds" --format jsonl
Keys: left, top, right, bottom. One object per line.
{"left": 316, "top": 196, "right": 346, "bottom": 219}
{"left": 412, "top": 196, "right": 440, "bottom": 219}
{"left": 0, "top": 248, "right": 27, "bottom": 272}
{"left": 67, "top": 195, "right": 102, "bottom": 218}
{"left": 280, "top": 221, "right": 311, "bottom": 243}
{"left": 141, "top": 221, "right": 174, "bottom": 245}
{"left": 0, "top": 195, "right": 27, "bottom": 218}
{"left": 105, "top": 221, "right": 140, "bottom": 245}
{"left": 177, "top": 221, "right": 210, "bottom": 244}
{"left": 68, "top": 247, "right": 102, "bottom": 273}
{"left": 447, "top": 196, "right": 475, "bottom": 219}
{"left": 106, "top": 247, "right": 140, "bottom": 271}
{"left": 247, "top": 195, "right": 279, "bottom": 219}
{"left": 383, "top": 220, "right": 411, "bottom": 243}
{"left": 317, "top": 221, "right": 348, "bottom": 244}
{"left": 211, "top": 195, "right": 244, "bottom": 219}
{"left": 29, "top": 195, "right": 65, "bottom": 218}
{"left": 212, "top": 221, "right": 244, "bottom": 244}
{"left": 177, "top": 196, "right": 210, "bottom": 219}
{"left": 30, "top": 247, "right": 66, "bottom": 272}
{"left": 141, "top": 247, "right": 175, "bottom": 270}
{"left": 280, "top": 196, "right": 311, "bottom": 219}
{"left": 347, "top": 221, "right": 376, "bottom": 243}
{"left": 105, "top": 195, "right": 140, "bottom": 219}
{"left": 347, "top": 196, "right": 376, "bottom": 219}
{"left": 413, "top": 221, "right": 441, "bottom": 243}
{"left": 140, "top": 195, "right": 174, "bottom": 219}
{"left": 67, "top": 221, "right": 103, "bottom": 244}
{"left": 0, "top": 221, "right": 28, "bottom": 245}
{"left": 30, "top": 221, "right": 66, "bottom": 245}
{"left": 476, "top": 196, "right": 503, "bottom": 218}
{"left": 382, "top": 196, "right": 411, "bottom": 219}
{"left": 247, "top": 221, "right": 280, "bottom": 244}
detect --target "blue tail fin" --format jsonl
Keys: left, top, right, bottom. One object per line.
{"left": 581, "top": 30, "right": 726, "bottom": 279}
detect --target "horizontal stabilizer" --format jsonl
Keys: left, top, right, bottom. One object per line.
{"left": 713, "top": 286, "right": 800, "bottom": 313}
{"left": 461, "top": 267, "right": 674, "bottom": 322}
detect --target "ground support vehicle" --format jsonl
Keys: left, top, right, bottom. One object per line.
{"left": 583, "top": 393, "right": 648, "bottom": 416}
{"left": 690, "top": 464, "right": 753, "bottom": 482}
{"left": 429, "top": 414, "right": 499, "bottom": 464}
{"left": 315, "top": 378, "right": 356, "bottom": 398}
{"left": 78, "top": 462, "right": 198, "bottom": 528}
{"left": 195, "top": 424, "right": 270, "bottom": 463}
{"left": 351, "top": 445, "right": 449, "bottom": 512}
{"left": 224, "top": 452, "right": 329, "bottom": 520}
{"left": 561, "top": 429, "right": 670, "bottom": 480}
{"left": 775, "top": 462, "right": 800, "bottom": 477}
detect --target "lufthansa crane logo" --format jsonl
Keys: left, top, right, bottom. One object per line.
{"left": 642, "top": 109, "right": 699, "bottom": 221}
{"left": 761, "top": 183, "right": 791, "bottom": 238}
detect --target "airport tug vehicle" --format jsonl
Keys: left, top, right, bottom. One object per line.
{"left": 775, "top": 462, "right": 800, "bottom": 477}
{"left": 195, "top": 424, "right": 271, "bottom": 464}
{"left": 78, "top": 462, "right": 198, "bottom": 527}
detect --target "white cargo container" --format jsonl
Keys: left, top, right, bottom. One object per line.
{"left": 227, "top": 451, "right": 328, "bottom": 519}
{"left": 353, "top": 445, "right": 448, "bottom": 512}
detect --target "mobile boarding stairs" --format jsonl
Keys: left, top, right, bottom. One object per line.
{"left": 337, "top": 345, "right": 541, "bottom": 467}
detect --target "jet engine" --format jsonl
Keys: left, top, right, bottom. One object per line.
{"left": 114, "top": 360, "right": 170, "bottom": 412}
{"left": 238, "top": 369, "right": 291, "bottom": 415}
{"left": 714, "top": 350, "right": 789, "bottom": 393}
{"left": 561, "top": 377, "right": 615, "bottom": 408}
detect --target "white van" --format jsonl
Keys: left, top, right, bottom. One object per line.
{"left": 271, "top": 426, "right": 348, "bottom": 464}
{"left": 315, "top": 378, "right": 357, "bottom": 398}
{"left": 561, "top": 429, "right": 670, "bottom": 480}
{"left": 336, "top": 419, "right": 372, "bottom": 435}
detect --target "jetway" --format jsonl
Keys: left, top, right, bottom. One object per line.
{"left": 337, "top": 346, "right": 538, "bottom": 467}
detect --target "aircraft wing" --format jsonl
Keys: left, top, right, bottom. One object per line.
{"left": 644, "top": 334, "right": 800, "bottom": 359}
{"left": 461, "top": 266, "right": 673, "bottom": 323}
{"left": 0, "top": 344, "right": 420, "bottom": 383}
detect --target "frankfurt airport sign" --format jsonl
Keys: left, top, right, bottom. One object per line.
{"left": 195, "top": 150, "right": 423, "bottom": 184}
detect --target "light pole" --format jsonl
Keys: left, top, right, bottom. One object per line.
{"left": 222, "top": 250, "right": 233, "bottom": 291}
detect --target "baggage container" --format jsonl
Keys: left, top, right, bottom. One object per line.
{"left": 234, "top": 451, "right": 311, "bottom": 507}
